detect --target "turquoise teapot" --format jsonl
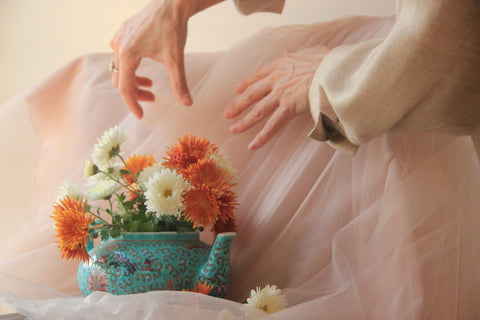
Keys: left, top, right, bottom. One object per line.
{"left": 77, "top": 232, "right": 236, "bottom": 298}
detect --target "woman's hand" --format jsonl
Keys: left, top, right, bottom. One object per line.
{"left": 224, "top": 45, "right": 331, "bottom": 150}
{"left": 110, "top": 0, "right": 223, "bottom": 118}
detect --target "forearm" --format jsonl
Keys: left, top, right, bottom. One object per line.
{"left": 308, "top": 1, "right": 480, "bottom": 155}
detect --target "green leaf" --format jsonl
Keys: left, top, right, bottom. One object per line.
{"left": 117, "top": 193, "right": 126, "bottom": 201}
{"left": 140, "top": 222, "right": 157, "bottom": 232}
{"left": 177, "top": 226, "right": 195, "bottom": 233}
{"left": 156, "top": 224, "right": 169, "bottom": 232}
{"left": 100, "top": 229, "right": 110, "bottom": 241}
{"left": 112, "top": 214, "right": 123, "bottom": 224}
{"left": 127, "top": 220, "right": 141, "bottom": 232}
{"left": 110, "top": 227, "right": 121, "bottom": 239}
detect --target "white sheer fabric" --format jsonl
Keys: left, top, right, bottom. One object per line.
{"left": 1, "top": 16, "right": 479, "bottom": 319}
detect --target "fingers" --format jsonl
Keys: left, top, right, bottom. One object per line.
{"left": 137, "top": 88, "right": 155, "bottom": 102}
{"left": 136, "top": 76, "right": 152, "bottom": 87}
{"left": 164, "top": 50, "right": 192, "bottom": 106}
{"left": 112, "top": 53, "right": 120, "bottom": 88}
{"left": 229, "top": 95, "right": 278, "bottom": 134}
{"left": 235, "top": 62, "right": 276, "bottom": 94}
{"left": 111, "top": 52, "right": 154, "bottom": 114}
{"left": 118, "top": 56, "right": 144, "bottom": 119}
{"left": 225, "top": 82, "right": 271, "bottom": 119}
{"left": 110, "top": 33, "right": 121, "bottom": 88}
{"left": 247, "top": 105, "right": 296, "bottom": 150}
{"left": 226, "top": 46, "right": 330, "bottom": 150}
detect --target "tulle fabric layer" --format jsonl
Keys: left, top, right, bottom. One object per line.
{"left": 1, "top": 16, "right": 479, "bottom": 319}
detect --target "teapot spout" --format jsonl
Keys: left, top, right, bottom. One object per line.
{"left": 197, "top": 232, "right": 236, "bottom": 298}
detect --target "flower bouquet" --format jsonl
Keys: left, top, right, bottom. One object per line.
{"left": 52, "top": 127, "right": 238, "bottom": 296}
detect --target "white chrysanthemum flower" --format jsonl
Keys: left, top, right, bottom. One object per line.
{"left": 144, "top": 168, "right": 191, "bottom": 217}
{"left": 91, "top": 126, "right": 127, "bottom": 170}
{"left": 104, "top": 163, "right": 123, "bottom": 180}
{"left": 238, "top": 305, "right": 267, "bottom": 320}
{"left": 83, "top": 159, "right": 99, "bottom": 178}
{"left": 216, "top": 309, "right": 236, "bottom": 320}
{"left": 137, "top": 163, "right": 165, "bottom": 189}
{"left": 210, "top": 152, "right": 237, "bottom": 183}
{"left": 55, "top": 180, "right": 83, "bottom": 202}
{"left": 87, "top": 173, "right": 121, "bottom": 201}
{"left": 246, "top": 285, "right": 287, "bottom": 314}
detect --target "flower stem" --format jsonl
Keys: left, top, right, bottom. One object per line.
{"left": 118, "top": 155, "right": 143, "bottom": 196}
{"left": 115, "top": 194, "right": 129, "bottom": 216}
{"left": 89, "top": 211, "right": 110, "bottom": 225}
{"left": 88, "top": 212, "right": 128, "bottom": 231}
{"left": 108, "top": 198, "right": 114, "bottom": 218}
{"left": 118, "top": 155, "right": 138, "bottom": 184}
{"left": 99, "top": 168, "right": 141, "bottom": 197}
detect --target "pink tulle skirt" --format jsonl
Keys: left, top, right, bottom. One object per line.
{"left": 1, "top": 15, "right": 479, "bottom": 319}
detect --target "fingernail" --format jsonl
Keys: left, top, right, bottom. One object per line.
{"left": 230, "top": 125, "right": 238, "bottom": 133}
{"left": 248, "top": 142, "right": 256, "bottom": 150}
{"left": 183, "top": 93, "right": 193, "bottom": 105}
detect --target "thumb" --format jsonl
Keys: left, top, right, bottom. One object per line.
{"left": 164, "top": 51, "right": 192, "bottom": 106}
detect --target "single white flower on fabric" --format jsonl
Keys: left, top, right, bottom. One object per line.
{"left": 91, "top": 126, "right": 127, "bottom": 170}
{"left": 246, "top": 285, "right": 287, "bottom": 314}
{"left": 83, "top": 159, "right": 98, "bottom": 178}
{"left": 55, "top": 180, "right": 83, "bottom": 202}
{"left": 216, "top": 309, "right": 236, "bottom": 320}
{"left": 210, "top": 152, "right": 238, "bottom": 183}
{"left": 239, "top": 304, "right": 268, "bottom": 320}
{"left": 144, "top": 168, "right": 191, "bottom": 217}
{"left": 86, "top": 173, "right": 121, "bottom": 201}
{"left": 137, "top": 163, "right": 165, "bottom": 190}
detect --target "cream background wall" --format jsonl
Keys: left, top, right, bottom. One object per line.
{"left": 0, "top": 0, "right": 394, "bottom": 105}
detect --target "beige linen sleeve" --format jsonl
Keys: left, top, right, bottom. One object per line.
{"left": 309, "top": 0, "right": 480, "bottom": 156}
{"left": 232, "top": 0, "right": 285, "bottom": 15}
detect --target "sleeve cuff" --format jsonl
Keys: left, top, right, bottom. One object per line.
{"left": 232, "top": 0, "right": 285, "bottom": 15}
{"left": 308, "top": 66, "right": 359, "bottom": 156}
{"left": 308, "top": 113, "right": 359, "bottom": 157}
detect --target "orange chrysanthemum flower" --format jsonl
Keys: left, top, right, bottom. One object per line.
{"left": 183, "top": 186, "right": 220, "bottom": 228}
{"left": 216, "top": 189, "right": 238, "bottom": 223}
{"left": 183, "top": 280, "right": 214, "bottom": 295}
{"left": 123, "top": 154, "right": 156, "bottom": 185}
{"left": 183, "top": 158, "right": 233, "bottom": 192}
{"left": 213, "top": 217, "right": 238, "bottom": 237}
{"left": 52, "top": 196, "right": 95, "bottom": 262}
{"left": 213, "top": 190, "right": 238, "bottom": 236}
{"left": 122, "top": 154, "right": 155, "bottom": 200}
{"left": 163, "top": 134, "right": 217, "bottom": 171}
